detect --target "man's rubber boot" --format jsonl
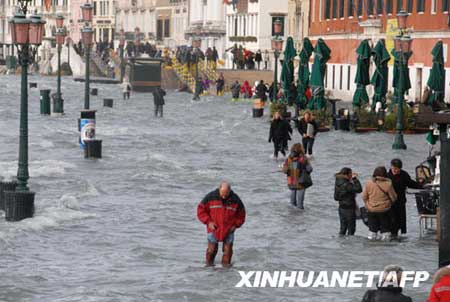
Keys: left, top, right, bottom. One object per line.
{"left": 206, "top": 242, "right": 218, "bottom": 267}
{"left": 222, "top": 243, "right": 233, "bottom": 268}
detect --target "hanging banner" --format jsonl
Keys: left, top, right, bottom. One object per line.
{"left": 386, "top": 18, "right": 398, "bottom": 65}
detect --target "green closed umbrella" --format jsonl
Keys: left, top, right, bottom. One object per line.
{"left": 370, "top": 39, "right": 390, "bottom": 110}
{"left": 391, "top": 46, "right": 412, "bottom": 106}
{"left": 309, "top": 38, "right": 331, "bottom": 110}
{"left": 296, "top": 37, "right": 314, "bottom": 109}
{"left": 352, "top": 39, "right": 371, "bottom": 108}
{"left": 280, "top": 37, "right": 297, "bottom": 103}
{"left": 427, "top": 41, "right": 446, "bottom": 109}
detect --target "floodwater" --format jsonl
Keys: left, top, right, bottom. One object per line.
{"left": 0, "top": 75, "right": 437, "bottom": 302}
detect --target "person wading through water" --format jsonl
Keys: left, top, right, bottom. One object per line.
{"left": 282, "top": 143, "right": 313, "bottom": 210}
{"left": 152, "top": 86, "right": 166, "bottom": 117}
{"left": 388, "top": 158, "right": 423, "bottom": 240}
{"left": 334, "top": 167, "right": 362, "bottom": 236}
{"left": 197, "top": 182, "right": 246, "bottom": 267}
{"left": 362, "top": 166, "right": 397, "bottom": 241}
{"left": 269, "top": 111, "right": 292, "bottom": 159}
{"left": 295, "top": 110, "right": 319, "bottom": 157}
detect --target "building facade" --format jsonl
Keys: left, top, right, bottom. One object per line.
{"left": 224, "top": 0, "right": 289, "bottom": 67}
{"left": 115, "top": 0, "right": 188, "bottom": 46}
{"left": 92, "top": 0, "right": 115, "bottom": 42}
{"left": 185, "top": 0, "right": 226, "bottom": 57}
{"left": 309, "top": 0, "right": 450, "bottom": 102}
{"left": 287, "top": 0, "right": 310, "bottom": 47}
{"left": 1, "top": 0, "right": 70, "bottom": 60}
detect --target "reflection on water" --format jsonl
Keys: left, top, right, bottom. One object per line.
{"left": 0, "top": 75, "right": 434, "bottom": 301}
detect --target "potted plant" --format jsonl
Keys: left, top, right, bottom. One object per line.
{"left": 353, "top": 105, "right": 379, "bottom": 132}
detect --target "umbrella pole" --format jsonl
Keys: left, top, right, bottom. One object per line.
{"left": 274, "top": 49, "right": 279, "bottom": 103}
{"left": 393, "top": 51, "right": 407, "bottom": 150}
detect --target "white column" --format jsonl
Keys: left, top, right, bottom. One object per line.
{"left": 230, "top": 15, "right": 233, "bottom": 35}
{"left": 141, "top": 12, "right": 144, "bottom": 34}
{"left": 237, "top": 16, "right": 240, "bottom": 36}
{"left": 190, "top": 0, "right": 201, "bottom": 24}
{"left": 206, "top": 0, "right": 215, "bottom": 23}
{"left": 213, "top": 1, "right": 224, "bottom": 24}
{"left": 203, "top": 2, "right": 207, "bottom": 26}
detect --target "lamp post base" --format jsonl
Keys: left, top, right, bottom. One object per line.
{"left": 84, "top": 139, "right": 102, "bottom": 159}
{"left": 4, "top": 190, "right": 35, "bottom": 221}
{"left": 392, "top": 132, "right": 407, "bottom": 150}
{"left": 0, "top": 181, "right": 17, "bottom": 211}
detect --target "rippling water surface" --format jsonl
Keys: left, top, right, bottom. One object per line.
{"left": 0, "top": 75, "right": 436, "bottom": 301}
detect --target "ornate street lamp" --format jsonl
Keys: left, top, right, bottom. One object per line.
{"left": 271, "top": 19, "right": 284, "bottom": 103}
{"left": 396, "top": 11, "right": 408, "bottom": 31}
{"left": 119, "top": 29, "right": 125, "bottom": 82}
{"left": 81, "top": 25, "right": 93, "bottom": 110}
{"left": 192, "top": 37, "right": 201, "bottom": 101}
{"left": 80, "top": 1, "right": 93, "bottom": 110}
{"left": 55, "top": 14, "right": 64, "bottom": 28}
{"left": 54, "top": 14, "right": 66, "bottom": 116}
{"left": 5, "top": 2, "right": 46, "bottom": 221}
{"left": 392, "top": 11, "right": 413, "bottom": 150}
{"left": 80, "top": 2, "right": 94, "bottom": 23}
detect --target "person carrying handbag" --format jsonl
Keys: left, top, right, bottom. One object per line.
{"left": 282, "top": 143, "right": 313, "bottom": 210}
{"left": 362, "top": 167, "right": 398, "bottom": 241}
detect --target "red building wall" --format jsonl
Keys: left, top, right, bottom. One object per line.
{"left": 310, "top": 0, "right": 450, "bottom": 35}
{"left": 306, "top": 0, "right": 450, "bottom": 103}
{"left": 309, "top": 0, "right": 450, "bottom": 67}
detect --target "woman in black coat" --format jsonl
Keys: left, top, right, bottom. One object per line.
{"left": 268, "top": 112, "right": 292, "bottom": 159}
{"left": 152, "top": 87, "right": 166, "bottom": 118}
{"left": 255, "top": 80, "right": 268, "bottom": 101}
{"left": 388, "top": 158, "right": 422, "bottom": 238}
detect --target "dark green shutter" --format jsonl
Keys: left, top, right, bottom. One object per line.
{"left": 407, "top": 0, "right": 413, "bottom": 12}
{"left": 386, "top": 0, "right": 393, "bottom": 13}
{"left": 377, "top": 0, "right": 383, "bottom": 14}
{"left": 332, "top": 0, "right": 338, "bottom": 18}
{"left": 396, "top": 0, "right": 403, "bottom": 12}
{"left": 325, "top": 0, "right": 331, "bottom": 19}
{"left": 348, "top": 0, "right": 355, "bottom": 16}
{"left": 417, "top": 0, "right": 425, "bottom": 12}
{"left": 358, "top": 0, "right": 363, "bottom": 15}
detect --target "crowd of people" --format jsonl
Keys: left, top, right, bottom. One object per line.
{"left": 136, "top": 45, "right": 447, "bottom": 300}
{"left": 74, "top": 39, "right": 163, "bottom": 79}
{"left": 269, "top": 108, "right": 424, "bottom": 242}
{"left": 332, "top": 160, "right": 422, "bottom": 241}
{"left": 226, "top": 44, "right": 271, "bottom": 70}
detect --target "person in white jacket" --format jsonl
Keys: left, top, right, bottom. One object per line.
{"left": 122, "top": 79, "right": 131, "bottom": 100}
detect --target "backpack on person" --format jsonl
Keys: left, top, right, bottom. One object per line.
{"left": 334, "top": 182, "right": 347, "bottom": 201}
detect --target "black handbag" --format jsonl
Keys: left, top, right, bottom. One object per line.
{"left": 358, "top": 207, "right": 369, "bottom": 226}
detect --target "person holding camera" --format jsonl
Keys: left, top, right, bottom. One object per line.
{"left": 334, "top": 167, "right": 362, "bottom": 236}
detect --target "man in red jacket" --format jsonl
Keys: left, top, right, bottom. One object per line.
{"left": 197, "top": 182, "right": 246, "bottom": 267}
{"left": 428, "top": 265, "right": 450, "bottom": 302}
